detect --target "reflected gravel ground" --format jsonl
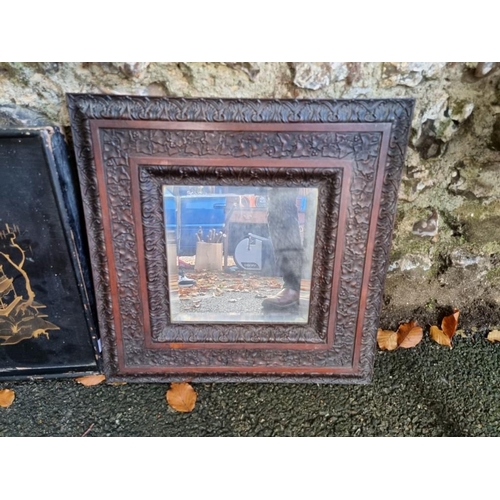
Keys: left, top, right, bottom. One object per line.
{"left": 1, "top": 332, "right": 500, "bottom": 436}
{"left": 176, "top": 290, "right": 310, "bottom": 323}
{"left": 172, "top": 271, "right": 311, "bottom": 323}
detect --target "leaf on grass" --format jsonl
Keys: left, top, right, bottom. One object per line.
{"left": 75, "top": 374, "right": 106, "bottom": 386}
{"left": 377, "top": 329, "right": 398, "bottom": 351}
{"left": 377, "top": 321, "right": 423, "bottom": 351}
{"left": 0, "top": 389, "right": 15, "bottom": 408}
{"left": 397, "top": 321, "right": 423, "bottom": 349}
{"left": 487, "top": 330, "right": 500, "bottom": 343}
{"left": 430, "top": 325, "right": 452, "bottom": 348}
{"left": 166, "top": 382, "right": 197, "bottom": 413}
{"left": 430, "top": 309, "right": 460, "bottom": 348}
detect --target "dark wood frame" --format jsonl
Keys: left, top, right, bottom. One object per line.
{"left": 67, "top": 95, "right": 414, "bottom": 383}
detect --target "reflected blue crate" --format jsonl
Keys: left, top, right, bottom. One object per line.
{"left": 164, "top": 194, "right": 226, "bottom": 255}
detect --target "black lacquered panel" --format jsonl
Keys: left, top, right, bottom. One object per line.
{"left": 0, "top": 130, "right": 98, "bottom": 378}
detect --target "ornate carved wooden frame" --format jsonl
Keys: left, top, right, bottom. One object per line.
{"left": 67, "top": 95, "right": 414, "bottom": 383}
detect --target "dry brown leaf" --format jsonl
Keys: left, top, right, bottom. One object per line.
{"left": 430, "top": 325, "right": 452, "bottom": 348}
{"left": 430, "top": 309, "right": 460, "bottom": 348}
{"left": 268, "top": 281, "right": 282, "bottom": 289}
{"left": 0, "top": 389, "right": 15, "bottom": 408}
{"left": 75, "top": 374, "right": 106, "bottom": 386}
{"left": 442, "top": 309, "right": 460, "bottom": 338}
{"left": 377, "top": 329, "right": 398, "bottom": 351}
{"left": 377, "top": 320, "right": 423, "bottom": 351}
{"left": 397, "top": 321, "right": 423, "bottom": 348}
{"left": 487, "top": 330, "right": 500, "bottom": 343}
{"left": 166, "top": 382, "right": 197, "bottom": 413}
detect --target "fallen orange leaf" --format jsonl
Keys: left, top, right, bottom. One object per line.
{"left": 430, "top": 325, "right": 452, "bottom": 347}
{"left": 166, "top": 382, "right": 197, "bottom": 412}
{"left": 75, "top": 374, "right": 106, "bottom": 386}
{"left": 397, "top": 321, "right": 423, "bottom": 348}
{"left": 430, "top": 309, "right": 459, "bottom": 348}
{"left": 487, "top": 330, "right": 500, "bottom": 343}
{"left": 0, "top": 389, "right": 15, "bottom": 408}
{"left": 442, "top": 309, "right": 460, "bottom": 337}
{"left": 377, "top": 320, "right": 423, "bottom": 351}
{"left": 377, "top": 329, "right": 398, "bottom": 351}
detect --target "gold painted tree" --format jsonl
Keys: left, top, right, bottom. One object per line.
{"left": 0, "top": 225, "right": 59, "bottom": 346}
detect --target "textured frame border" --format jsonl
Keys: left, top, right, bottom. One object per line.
{"left": 67, "top": 95, "right": 414, "bottom": 384}
{"left": 135, "top": 159, "right": 346, "bottom": 346}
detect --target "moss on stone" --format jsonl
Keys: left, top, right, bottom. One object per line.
{"left": 486, "top": 267, "right": 500, "bottom": 284}
{"left": 450, "top": 99, "right": 467, "bottom": 116}
{"left": 454, "top": 200, "right": 500, "bottom": 221}
{"left": 481, "top": 241, "right": 500, "bottom": 255}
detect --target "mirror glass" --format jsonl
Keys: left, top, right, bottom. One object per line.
{"left": 163, "top": 185, "right": 318, "bottom": 323}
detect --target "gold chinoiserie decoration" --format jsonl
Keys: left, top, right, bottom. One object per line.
{"left": 0, "top": 224, "right": 59, "bottom": 346}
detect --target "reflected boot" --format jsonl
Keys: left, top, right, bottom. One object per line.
{"left": 261, "top": 288, "right": 300, "bottom": 310}
{"left": 178, "top": 269, "right": 196, "bottom": 287}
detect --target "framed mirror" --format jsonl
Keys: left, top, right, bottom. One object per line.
{"left": 163, "top": 184, "right": 318, "bottom": 324}
{"left": 68, "top": 95, "right": 414, "bottom": 383}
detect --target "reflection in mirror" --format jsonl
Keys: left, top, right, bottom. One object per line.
{"left": 163, "top": 185, "right": 318, "bottom": 324}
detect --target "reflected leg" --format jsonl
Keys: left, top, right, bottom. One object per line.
{"left": 263, "top": 188, "right": 302, "bottom": 309}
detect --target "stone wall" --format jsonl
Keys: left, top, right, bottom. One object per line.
{"left": 1, "top": 62, "right": 499, "bottom": 324}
